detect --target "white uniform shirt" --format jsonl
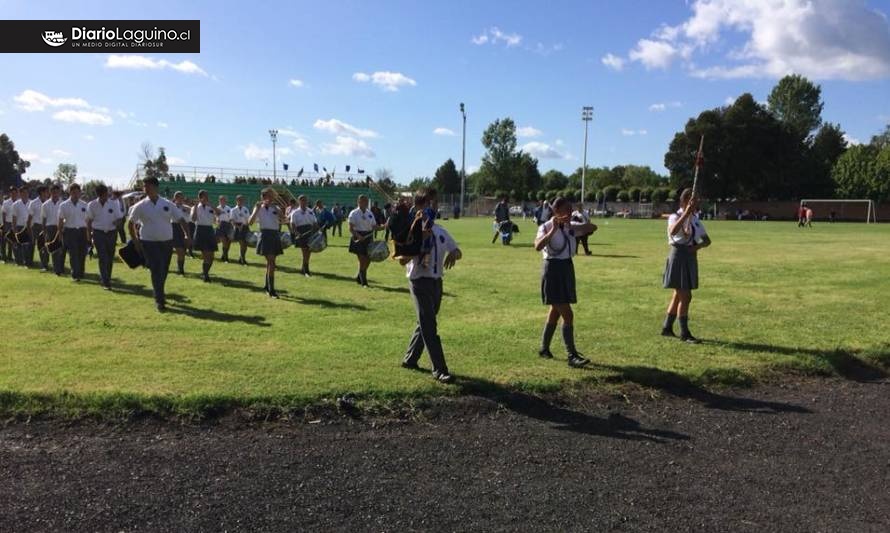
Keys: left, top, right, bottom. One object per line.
{"left": 28, "top": 198, "right": 43, "bottom": 227}
{"left": 255, "top": 204, "right": 282, "bottom": 230}
{"left": 192, "top": 203, "right": 217, "bottom": 226}
{"left": 11, "top": 199, "right": 30, "bottom": 228}
{"left": 231, "top": 205, "right": 250, "bottom": 225}
{"left": 571, "top": 209, "right": 590, "bottom": 224}
{"left": 87, "top": 198, "right": 123, "bottom": 231}
{"left": 129, "top": 196, "right": 181, "bottom": 241}
{"left": 406, "top": 225, "right": 459, "bottom": 280}
{"left": 289, "top": 207, "right": 317, "bottom": 227}
{"left": 216, "top": 204, "right": 232, "bottom": 223}
{"left": 172, "top": 203, "right": 190, "bottom": 224}
{"left": 536, "top": 220, "right": 581, "bottom": 260}
{"left": 348, "top": 208, "right": 376, "bottom": 232}
{"left": 1, "top": 198, "right": 12, "bottom": 224}
{"left": 667, "top": 209, "right": 708, "bottom": 246}
{"left": 41, "top": 198, "right": 62, "bottom": 226}
{"left": 58, "top": 198, "right": 89, "bottom": 229}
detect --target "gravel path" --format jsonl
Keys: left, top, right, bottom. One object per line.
{"left": 2, "top": 377, "right": 889, "bottom": 532}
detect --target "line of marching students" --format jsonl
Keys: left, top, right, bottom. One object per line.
{"left": 2, "top": 179, "right": 711, "bottom": 384}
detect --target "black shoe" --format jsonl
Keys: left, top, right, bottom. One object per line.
{"left": 538, "top": 348, "right": 554, "bottom": 359}
{"left": 567, "top": 352, "right": 591, "bottom": 368}
{"left": 156, "top": 303, "right": 166, "bottom": 312}
{"left": 203, "top": 275, "right": 211, "bottom": 283}
{"left": 401, "top": 360, "right": 420, "bottom": 370}
{"left": 268, "top": 290, "right": 279, "bottom": 299}
{"left": 681, "top": 334, "right": 701, "bottom": 344}
{"left": 584, "top": 251, "right": 592, "bottom": 256}
{"left": 178, "top": 270, "right": 185, "bottom": 276}
{"left": 102, "top": 284, "right": 112, "bottom": 291}
{"left": 661, "top": 328, "right": 677, "bottom": 338}
{"left": 432, "top": 371, "right": 454, "bottom": 384}
{"left": 355, "top": 275, "right": 362, "bottom": 285}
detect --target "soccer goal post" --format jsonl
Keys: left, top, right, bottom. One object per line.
{"left": 799, "top": 199, "right": 876, "bottom": 223}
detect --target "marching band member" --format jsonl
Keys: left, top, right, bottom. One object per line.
{"left": 27, "top": 185, "right": 48, "bottom": 269}
{"left": 128, "top": 177, "right": 191, "bottom": 312}
{"left": 662, "top": 188, "right": 710, "bottom": 343}
{"left": 191, "top": 190, "right": 219, "bottom": 283}
{"left": 86, "top": 184, "right": 123, "bottom": 290}
{"left": 248, "top": 188, "right": 284, "bottom": 298}
{"left": 114, "top": 190, "right": 128, "bottom": 244}
{"left": 348, "top": 194, "right": 380, "bottom": 287}
{"left": 571, "top": 202, "right": 596, "bottom": 256}
{"left": 534, "top": 197, "right": 595, "bottom": 368}
{"left": 170, "top": 192, "right": 191, "bottom": 275}
{"left": 11, "top": 186, "right": 30, "bottom": 266}
{"left": 400, "top": 188, "right": 462, "bottom": 383}
{"left": 230, "top": 195, "right": 251, "bottom": 265}
{"left": 216, "top": 195, "right": 234, "bottom": 262}
{"left": 41, "top": 185, "right": 64, "bottom": 275}
{"left": 0, "top": 187, "right": 14, "bottom": 263}
{"left": 289, "top": 194, "right": 318, "bottom": 277}
{"left": 57, "top": 184, "right": 89, "bottom": 281}
{"left": 491, "top": 195, "right": 511, "bottom": 244}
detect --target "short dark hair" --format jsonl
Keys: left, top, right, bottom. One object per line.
{"left": 298, "top": 195, "right": 307, "bottom": 201}
{"left": 551, "top": 197, "right": 570, "bottom": 212}
{"left": 198, "top": 189, "right": 208, "bottom": 198}
{"left": 50, "top": 184, "right": 61, "bottom": 192}
{"left": 36, "top": 185, "right": 47, "bottom": 194}
{"left": 143, "top": 177, "right": 160, "bottom": 188}
{"left": 68, "top": 183, "right": 81, "bottom": 192}
{"left": 95, "top": 184, "right": 108, "bottom": 196}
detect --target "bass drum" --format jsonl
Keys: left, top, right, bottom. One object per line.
{"left": 280, "top": 231, "right": 293, "bottom": 248}
{"left": 307, "top": 232, "right": 327, "bottom": 253}
{"left": 367, "top": 240, "right": 390, "bottom": 263}
{"left": 245, "top": 231, "right": 259, "bottom": 247}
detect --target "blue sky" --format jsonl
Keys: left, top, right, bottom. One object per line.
{"left": 2, "top": 0, "right": 890, "bottom": 187}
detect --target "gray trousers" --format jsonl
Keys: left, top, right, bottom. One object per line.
{"left": 26, "top": 224, "right": 42, "bottom": 267}
{"left": 1, "top": 222, "right": 10, "bottom": 261}
{"left": 142, "top": 240, "right": 173, "bottom": 304}
{"left": 63, "top": 227, "right": 88, "bottom": 280}
{"left": 93, "top": 229, "right": 117, "bottom": 286}
{"left": 44, "top": 226, "right": 63, "bottom": 274}
{"left": 12, "top": 225, "right": 25, "bottom": 265}
{"left": 404, "top": 277, "right": 448, "bottom": 374}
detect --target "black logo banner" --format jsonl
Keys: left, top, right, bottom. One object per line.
{"left": 0, "top": 20, "right": 200, "bottom": 53}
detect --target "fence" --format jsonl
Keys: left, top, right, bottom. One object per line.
{"left": 132, "top": 165, "right": 374, "bottom": 189}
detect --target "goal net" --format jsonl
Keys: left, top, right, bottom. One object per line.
{"left": 799, "top": 199, "right": 876, "bottom": 223}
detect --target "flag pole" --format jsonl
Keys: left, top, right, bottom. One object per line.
{"left": 691, "top": 135, "right": 705, "bottom": 195}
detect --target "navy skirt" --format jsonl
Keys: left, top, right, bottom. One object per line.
{"left": 171, "top": 223, "right": 187, "bottom": 248}
{"left": 232, "top": 223, "right": 249, "bottom": 241}
{"left": 349, "top": 230, "right": 373, "bottom": 256}
{"left": 193, "top": 225, "right": 218, "bottom": 252}
{"left": 541, "top": 258, "right": 576, "bottom": 305}
{"left": 256, "top": 229, "right": 284, "bottom": 256}
{"left": 663, "top": 245, "right": 698, "bottom": 290}
{"left": 293, "top": 224, "right": 314, "bottom": 248}
{"left": 216, "top": 221, "right": 234, "bottom": 240}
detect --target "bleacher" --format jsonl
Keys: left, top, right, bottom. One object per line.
{"left": 156, "top": 181, "right": 388, "bottom": 209}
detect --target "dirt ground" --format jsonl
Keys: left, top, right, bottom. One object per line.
{"left": 2, "top": 377, "right": 889, "bottom": 532}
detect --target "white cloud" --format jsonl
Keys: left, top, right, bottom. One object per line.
{"left": 724, "top": 95, "right": 737, "bottom": 105}
{"left": 288, "top": 79, "right": 304, "bottom": 88}
{"left": 531, "top": 42, "right": 564, "bottom": 56}
{"left": 433, "top": 127, "right": 455, "bottom": 136}
{"left": 321, "top": 136, "right": 375, "bottom": 158}
{"left": 292, "top": 137, "right": 313, "bottom": 154}
{"left": 467, "top": 165, "right": 479, "bottom": 174}
{"left": 649, "top": 101, "right": 682, "bottom": 112}
{"left": 52, "top": 109, "right": 113, "bottom": 126}
{"left": 156, "top": 121, "right": 168, "bottom": 128}
{"left": 14, "top": 89, "right": 90, "bottom": 112}
{"left": 554, "top": 138, "right": 564, "bottom": 146}
{"left": 277, "top": 128, "right": 300, "bottom": 138}
{"left": 51, "top": 149, "right": 71, "bottom": 157}
{"left": 522, "top": 141, "right": 568, "bottom": 159}
{"left": 352, "top": 71, "right": 417, "bottom": 92}
{"left": 115, "top": 110, "right": 134, "bottom": 119}
{"left": 517, "top": 126, "right": 543, "bottom": 138}
{"left": 313, "top": 118, "right": 378, "bottom": 138}
{"left": 105, "top": 55, "right": 208, "bottom": 76}
{"left": 472, "top": 27, "right": 522, "bottom": 47}
{"left": 84, "top": 134, "right": 95, "bottom": 141}
{"left": 623, "top": 0, "right": 890, "bottom": 80}
{"left": 621, "top": 128, "right": 648, "bottom": 136}
{"left": 167, "top": 156, "right": 187, "bottom": 165}
{"left": 20, "top": 152, "right": 45, "bottom": 163}
{"left": 243, "top": 143, "right": 292, "bottom": 161}
{"left": 601, "top": 53, "right": 626, "bottom": 71}
{"left": 843, "top": 133, "right": 861, "bottom": 146}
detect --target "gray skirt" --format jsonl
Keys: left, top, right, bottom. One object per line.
{"left": 349, "top": 231, "right": 373, "bottom": 256}
{"left": 663, "top": 245, "right": 698, "bottom": 290}
{"left": 256, "top": 229, "right": 284, "bottom": 256}
{"left": 541, "top": 258, "right": 576, "bottom": 305}
{"left": 193, "top": 225, "right": 218, "bottom": 252}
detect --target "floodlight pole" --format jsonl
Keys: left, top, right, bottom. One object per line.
{"left": 460, "top": 102, "right": 467, "bottom": 217}
{"left": 269, "top": 129, "right": 278, "bottom": 181}
{"left": 581, "top": 106, "right": 593, "bottom": 213}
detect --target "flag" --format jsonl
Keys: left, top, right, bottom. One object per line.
{"left": 297, "top": 167, "right": 304, "bottom": 177}
{"left": 323, "top": 166, "right": 327, "bottom": 172}
{"left": 345, "top": 165, "right": 351, "bottom": 172}
{"left": 313, "top": 163, "right": 319, "bottom": 172}
{"left": 283, "top": 163, "right": 289, "bottom": 171}
{"left": 357, "top": 168, "right": 365, "bottom": 174}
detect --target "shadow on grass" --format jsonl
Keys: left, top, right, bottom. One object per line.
{"left": 278, "top": 294, "right": 369, "bottom": 311}
{"left": 710, "top": 340, "right": 889, "bottom": 383}
{"left": 165, "top": 303, "right": 270, "bottom": 327}
{"left": 454, "top": 375, "right": 689, "bottom": 443}
{"left": 81, "top": 275, "right": 190, "bottom": 304}
{"left": 585, "top": 253, "right": 640, "bottom": 259}
{"left": 594, "top": 364, "right": 811, "bottom": 414}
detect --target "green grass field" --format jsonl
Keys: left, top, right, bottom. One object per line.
{"left": 1, "top": 217, "right": 888, "bottom": 417}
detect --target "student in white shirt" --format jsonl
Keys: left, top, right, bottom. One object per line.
{"left": 128, "top": 177, "right": 192, "bottom": 312}
{"left": 86, "top": 183, "right": 123, "bottom": 289}
{"left": 215, "top": 195, "right": 234, "bottom": 263}
{"left": 190, "top": 189, "right": 220, "bottom": 283}
{"left": 348, "top": 194, "right": 380, "bottom": 287}
{"left": 10, "top": 186, "right": 31, "bottom": 266}
{"left": 230, "top": 195, "right": 251, "bottom": 265}
{"left": 289, "top": 194, "right": 319, "bottom": 277}
{"left": 248, "top": 188, "right": 285, "bottom": 298}
{"left": 41, "top": 184, "right": 64, "bottom": 275}
{"left": 27, "top": 185, "right": 49, "bottom": 269}
{"left": 662, "top": 188, "right": 711, "bottom": 343}
{"left": 534, "top": 197, "right": 597, "bottom": 368}
{"left": 398, "top": 187, "right": 462, "bottom": 383}
{"left": 57, "top": 183, "right": 89, "bottom": 281}
{"left": 170, "top": 191, "right": 191, "bottom": 275}
{"left": 0, "top": 187, "right": 16, "bottom": 263}
{"left": 571, "top": 202, "right": 597, "bottom": 256}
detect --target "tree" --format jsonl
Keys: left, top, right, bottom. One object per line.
{"left": 805, "top": 123, "right": 848, "bottom": 197}
{"left": 82, "top": 179, "right": 106, "bottom": 199}
{"left": 515, "top": 152, "right": 542, "bottom": 197}
{"left": 870, "top": 124, "right": 890, "bottom": 150}
{"left": 0, "top": 133, "right": 31, "bottom": 188}
{"left": 140, "top": 143, "right": 170, "bottom": 181}
{"left": 768, "top": 74, "right": 824, "bottom": 141}
{"left": 374, "top": 167, "right": 394, "bottom": 183}
{"left": 433, "top": 159, "right": 461, "bottom": 194}
{"left": 54, "top": 163, "right": 78, "bottom": 186}
{"left": 832, "top": 145, "right": 882, "bottom": 201}
{"left": 542, "top": 169, "right": 568, "bottom": 191}
{"left": 478, "top": 117, "right": 520, "bottom": 195}
{"left": 406, "top": 176, "right": 432, "bottom": 191}
{"left": 602, "top": 185, "right": 620, "bottom": 201}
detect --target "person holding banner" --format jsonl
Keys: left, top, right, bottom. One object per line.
{"left": 248, "top": 188, "right": 284, "bottom": 298}
{"left": 348, "top": 194, "right": 380, "bottom": 287}
{"left": 289, "top": 195, "right": 318, "bottom": 277}
{"left": 661, "top": 188, "right": 710, "bottom": 343}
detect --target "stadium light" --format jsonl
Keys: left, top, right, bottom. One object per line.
{"left": 269, "top": 129, "right": 278, "bottom": 181}
{"left": 581, "top": 106, "right": 593, "bottom": 213}
{"left": 460, "top": 102, "right": 467, "bottom": 216}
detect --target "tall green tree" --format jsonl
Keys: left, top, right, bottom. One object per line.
{"left": 0, "top": 133, "right": 31, "bottom": 188}
{"left": 140, "top": 143, "right": 169, "bottom": 180}
{"left": 515, "top": 152, "right": 542, "bottom": 197}
{"left": 767, "top": 74, "right": 824, "bottom": 141}
{"left": 806, "top": 123, "right": 848, "bottom": 197}
{"left": 870, "top": 124, "right": 890, "bottom": 150}
{"left": 832, "top": 144, "right": 885, "bottom": 201}
{"left": 82, "top": 179, "right": 106, "bottom": 199}
{"left": 542, "top": 169, "right": 568, "bottom": 191}
{"left": 433, "top": 158, "right": 461, "bottom": 194}
{"left": 54, "top": 163, "right": 78, "bottom": 186}
{"left": 478, "top": 117, "right": 520, "bottom": 195}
